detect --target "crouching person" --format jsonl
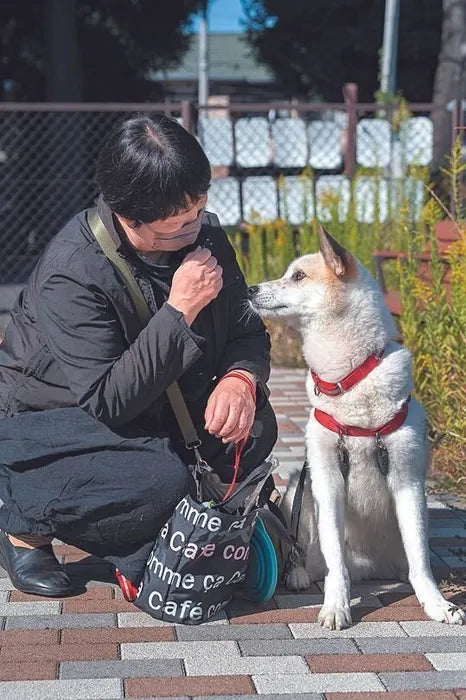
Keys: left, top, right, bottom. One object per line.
{"left": 0, "top": 115, "right": 277, "bottom": 596}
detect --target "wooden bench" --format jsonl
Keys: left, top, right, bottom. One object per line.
{"left": 372, "top": 221, "right": 460, "bottom": 316}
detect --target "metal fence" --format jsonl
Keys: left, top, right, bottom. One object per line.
{"left": 0, "top": 99, "right": 459, "bottom": 283}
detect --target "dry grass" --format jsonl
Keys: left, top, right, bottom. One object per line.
{"left": 267, "top": 321, "right": 306, "bottom": 369}
{"left": 429, "top": 441, "right": 466, "bottom": 496}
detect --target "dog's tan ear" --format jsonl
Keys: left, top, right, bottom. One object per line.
{"left": 318, "top": 224, "right": 354, "bottom": 278}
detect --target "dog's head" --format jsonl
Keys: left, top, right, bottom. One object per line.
{"left": 248, "top": 225, "right": 387, "bottom": 332}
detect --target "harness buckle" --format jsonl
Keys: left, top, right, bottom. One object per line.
{"left": 328, "top": 382, "right": 343, "bottom": 396}
{"left": 315, "top": 382, "right": 343, "bottom": 396}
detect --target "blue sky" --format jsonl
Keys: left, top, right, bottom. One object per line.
{"left": 189, "top": 0, "right": 246, "bottom": 33}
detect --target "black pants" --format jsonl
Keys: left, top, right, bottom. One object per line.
{"left": 0, "top": 403, "right": 277, "bottom": 581}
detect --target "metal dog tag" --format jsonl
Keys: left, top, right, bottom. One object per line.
{"left": 337, "top": 432, "right": 350, "bottom": 479}
{"left": 375, "top": 434, "right": 390, "bottom": 476}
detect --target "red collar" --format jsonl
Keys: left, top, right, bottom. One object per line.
{"left": 314, "top": 398, "right": 410, "bottom": 437}
{"left": 310, "top": 350, "right": 384, "bottom": 397}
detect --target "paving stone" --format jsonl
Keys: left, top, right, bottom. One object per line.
{"left": 184, "top": 654, "right": 309, "bottom": 676}
{"left": 305, "top": 652, "right": 433, "bottom": 672}
{"left": 229, "top": 606, "right": 320, "bottom": 624}
{"left": 430, "top": 509, "right": 463, "bottom": 518}
{"left": 0, "top": 580, "right": 14, "bottom": 590}
{"left": 122, "top": 640, "right": 240, "bottom": 660}
{"left": 62, "top": 626, "right": 176, "bottom": 644}
{"left": 60, "top": 659, "right": 183, "bottom": 679}
{"left": 351, "top": 605, "right": 428, "bottom": 622}
{"left": 356, "top": 635, "right": 466, "bottom": 654}
{"left": 0, "top": 661, "right": 57, "bottom": 681}
{"left": 431, "top": 545, "right": 466, "bottom": 557}
{"left": 380, "top": 670, "right": 466, "bottom": 691}
{"left": 0, "top": 601, "right": 61, "bottom": 615}
{"left": 1, "top": 643, "right": 119, "bottom": 662}
{"left": 326, "top": 692, "right": 458, "bottom": 700}
{"left": 430, "top": 529, "right": 466, "bottom": 538}
{"left": 426, "top": 652, "right": 466, "bottom": 670}
{"left": 193, "top": 696, "right": 324, "bottom": 700}
{"left": 117, "top": 611, "right": 227, "bottom": 627}
{"left": 10, "top": 587, "right": 114, "bottom": 603}
{"left": 290, "top": 621, "right": 406, "bottom": 638}
{"left": 400, "top": 621, "right": 466, "bottom": 636}
{"left": 124, "top": 675, "right": 255, "bottom": 697}
{"left": 175, "top": 623, "right": 292, "bottom": 641}
{"left": 117, "top": 612, "right": 175, "bottom": 627}
{"left": 239, "top": 638, "right": 359, "bottom": 656}
{"left": 350, "top": 582, "right": 414, "bottom": 595}
{"left": 377, "top": 592, "right": 431, "bottom": 606}
{"left": 0, "top": 678, "right": 122, "bottom": 699}
{"left": 441, "top": 556, "right": 466, "bottom": 568}
{"left": 5, "top": 613, "right": 116, "bottom": 629}
{"left": 252, "top": 671, "right": 385, "bottom": 694}
{"left": 274, "top": 593, "right": 382, "bottom": 609}
{"left": 429, "top": 520, "right": 466, "bottom": 529}
{"left": 63, "top": 599, "right": 135, "bottom": 614}
{"left": 0, "top": 628, "right": 59, "bottom": 645}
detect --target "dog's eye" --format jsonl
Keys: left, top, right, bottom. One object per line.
{"left": 292, "top": 269, "right": 306, "bottom": 282}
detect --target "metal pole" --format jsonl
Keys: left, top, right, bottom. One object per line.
{"left": 343, "top": 82, "right": 358, "bottom": 177}
{"left": 198, "top": 2, "right": 209, "bottom": 106}
{"left": 380, "top": 0, "right": 400, "bottom": 96}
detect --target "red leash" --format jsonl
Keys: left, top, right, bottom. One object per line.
{"left": 217, "top": 370, "right": 256, "bottom": 502}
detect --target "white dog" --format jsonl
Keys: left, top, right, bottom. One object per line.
{"left": 249, "top": 225, "right": 465, "bottom": 630}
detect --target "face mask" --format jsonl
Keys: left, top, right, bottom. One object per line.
{"left": 147, "top": 207, "right": 205, "bottom": 252}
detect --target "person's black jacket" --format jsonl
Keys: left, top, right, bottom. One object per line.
{"left": 0, "top": 198, "right": 271, "bottom": 431}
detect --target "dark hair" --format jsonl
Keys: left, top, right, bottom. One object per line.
{"left": 95, "top": 115, "right": 211, "bottom": 223}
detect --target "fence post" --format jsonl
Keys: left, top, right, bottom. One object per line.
{"left": 181, "top": 101, "right": 193, "bottom": 134}
{"left": 343, "top": 82, "right": 358, "bottom": 177}
{"left": 451, "top": 99, "right": 465, "bottom": 216}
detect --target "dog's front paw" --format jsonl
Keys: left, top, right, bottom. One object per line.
{"left": 285, "top": 565, "right": 311, "bottom": 591}
{"left": 318, "top": 604, "right": 352, "bottom": 630}
{"left": 423, "top": 598, "right": 466, "bottom": 625}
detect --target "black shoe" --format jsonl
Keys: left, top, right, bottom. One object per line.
{"left": 0, "top": 530, "right": 73, "bottom": 597}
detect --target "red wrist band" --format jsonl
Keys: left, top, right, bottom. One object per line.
{"left": 219, "top": 371, "right": 256, "bottom": 401}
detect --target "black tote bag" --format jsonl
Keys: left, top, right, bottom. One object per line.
{"left": 134, "top": 460, "right": 272, "bottom": 624}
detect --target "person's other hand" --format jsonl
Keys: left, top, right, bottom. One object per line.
{"left": 168, "top": 247, "right": 223, "bottom": 325}
{"left": 204, "top": 372, "right": 256, "bottom": 444}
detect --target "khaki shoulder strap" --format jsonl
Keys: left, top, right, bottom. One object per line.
{"left": 87, "top": 209, "right": 201, "bottom": 449}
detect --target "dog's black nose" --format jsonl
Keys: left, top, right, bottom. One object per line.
{"left": 248, "top": 285, "right": 259, "bottom": 298}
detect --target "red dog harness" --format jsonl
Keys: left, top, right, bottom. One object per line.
{"left": 310, "top": 350, "right": 384, "bottom": 396}
{"left": 314, "top": 399, "right": 410, "bottom": 437}
{"left": 311, "top": 348, "right": 410, "bottom": 439}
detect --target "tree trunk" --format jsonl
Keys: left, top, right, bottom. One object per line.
{"left": 431, "top": 0, "right": 466, "bottom": 171}
{"left": 45, "top": 0, "right": 82, "bottom": 101}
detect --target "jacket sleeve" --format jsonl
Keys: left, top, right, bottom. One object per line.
{"left": 38, "top": 272, "right": 204, "bottom": 427}
{"left": 215, "top": 231, "right": 272, "bottom": 402}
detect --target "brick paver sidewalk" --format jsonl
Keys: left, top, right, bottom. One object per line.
{"left": 0, "top": 367, "right": 465, "bottom": 699}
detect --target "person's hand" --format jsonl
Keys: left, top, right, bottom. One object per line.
{"left": 168, "top": 247, "right": 223, "bottom": 325}
{"left": 204, "top": 372, "right": 256, "bottom": 444}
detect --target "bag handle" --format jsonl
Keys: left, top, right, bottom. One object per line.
{"left": 87, "top": 209, "right": 201, "bottom": 451}
{"left": 217, "top": 457, "right": 275, "bottom": 511}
